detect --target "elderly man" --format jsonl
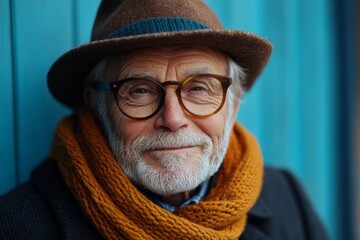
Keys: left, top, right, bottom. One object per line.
{"left": 0, "top": 0, "right": 329, "bottom": 239}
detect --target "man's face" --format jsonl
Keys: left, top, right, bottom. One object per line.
{"left": 97, "top": 46, "right": 236, "bottom": 196}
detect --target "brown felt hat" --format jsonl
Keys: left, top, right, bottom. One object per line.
{"left": 48, "top": 0, "right": 272, "bottom": 108}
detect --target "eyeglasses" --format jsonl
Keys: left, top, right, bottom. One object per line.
{"left": 88, "top": 74, "right": 232, "bottom": 120}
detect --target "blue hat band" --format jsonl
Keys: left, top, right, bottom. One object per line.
{"left": 106, "top": 17, "right": 210, "bottom": 39}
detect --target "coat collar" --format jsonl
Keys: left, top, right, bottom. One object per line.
{"left": 240, "top": 186, "right": 274, "bottom": 240}
{"left": 249, "top": 196, "right": 273, "bottom": 219}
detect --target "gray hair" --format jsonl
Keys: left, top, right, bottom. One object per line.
{"left": 227, "top": 57, "right": 247, "bottom": 103}
{"left": 84, "top": 55, "right": 247, "bottom": 119}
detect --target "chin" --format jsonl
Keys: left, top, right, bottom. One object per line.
{"left": 126, "top": 155, "right": 221, "bottom": 196}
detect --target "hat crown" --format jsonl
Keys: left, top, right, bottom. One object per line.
{"left": 92, "top": 0, "right": 223, "bottom": 40}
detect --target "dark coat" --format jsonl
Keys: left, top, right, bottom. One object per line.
{"left": 0, "top": 160, "right": 329, "bottom": 240}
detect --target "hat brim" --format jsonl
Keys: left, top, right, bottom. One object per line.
{"left": 47, "top": 29, "right": 272, "bottom": 108}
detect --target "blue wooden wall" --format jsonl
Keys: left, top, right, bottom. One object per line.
{"left": 0, "top": 0, "right": 352, "bottom": 239}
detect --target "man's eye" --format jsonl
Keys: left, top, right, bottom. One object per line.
{"left": 132, "top": 88, "right": 148, "bottom": 94}
{"left": 190, "top": 86, "right": 206, "bottom": 92}
{"left": 184, "top": 80, "right": 209, "bottom": 93}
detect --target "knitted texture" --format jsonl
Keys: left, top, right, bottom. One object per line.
{"left": 50, "top": 109, "right": 264, "bottom": 240}
{"left": 107, "top": 17, "right": 210, "bottom": 39}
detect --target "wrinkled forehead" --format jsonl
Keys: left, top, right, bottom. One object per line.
{"left": 101, "top": 46, "right": 229, "bottom": 82}
{"left": 122, "top": 45, "right": 226, "bottom": 61}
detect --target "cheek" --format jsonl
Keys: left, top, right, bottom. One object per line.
{"left": 115, "top": 117, "right": 153, "bottom": 147}
{"left": 196, "top": 110, "right": 229, "bottom": 144}
{"left": 99, "top": 95, "right": 154, "bottom": 148}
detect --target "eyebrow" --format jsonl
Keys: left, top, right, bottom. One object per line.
{"left": 118, "top": 66, "right": 215, "bottom": 82}
{"left": 119, "top": 71, "right": 158, "bottom": 80}
{"left": 184, "top": 66, "right": 214, "bottom": 76}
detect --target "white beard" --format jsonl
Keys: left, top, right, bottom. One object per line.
{"left": 98, "top": 101, "right": 233, "bottom": 196}
{"left": 103, "top": 121, "right": 232, "bottom": 196}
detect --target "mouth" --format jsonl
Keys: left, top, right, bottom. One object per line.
{"left": 147, "top": 146, "right": 196, "bottom": 152}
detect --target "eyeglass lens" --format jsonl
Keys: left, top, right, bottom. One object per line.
{"left": 115, "top": 76, "right": 226, "bottom": 119}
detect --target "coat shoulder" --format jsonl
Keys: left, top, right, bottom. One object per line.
{"left": 245, "top": 167, "right": 329, "bottom": 240}
{"left": 0, "top": 181, "right": 61, "bottom": 239}
{"left": 0, "top": 160, "right": 102, "bottom": 239}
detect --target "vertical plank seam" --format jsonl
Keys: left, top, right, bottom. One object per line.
{"left": 9, "top": 0, "right": 19, "bottom": 186}
{"left": 337, "top": 0, "right": 356, "bottom": 238}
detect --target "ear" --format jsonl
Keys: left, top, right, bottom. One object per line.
{"left": 229, "top": 96, "right": 241, "bottom": 126}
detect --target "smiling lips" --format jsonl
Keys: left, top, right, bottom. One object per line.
{"left": 148, "top": 146, "right": 196, "bottom": 152}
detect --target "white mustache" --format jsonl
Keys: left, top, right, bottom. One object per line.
{"left": 130, "top": 129, "right": 212, "bottom": 152}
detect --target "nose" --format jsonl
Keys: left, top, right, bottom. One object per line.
{"left": 154, "top": 88, "right": 189, "bottom": 131}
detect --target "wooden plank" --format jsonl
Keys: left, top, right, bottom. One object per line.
{"left": 12, "top": 1, "right": 99, "bottom": 184}
{"left": 298, "top": 0, "right": 339, "bottom": 238}
{"left": 74, "top": 0, "right": 100, "bottom": 45}
{"left": 12, "top": 0, "right": 72, "bottom": 183}
{"left": 0, "top": 0, "right": 17, "bottom": 195}
{"left": 258, "top": 0, "right": 304, "bottom": 171}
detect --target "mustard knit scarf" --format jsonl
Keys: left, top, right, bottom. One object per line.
{"left": 51, "top": 109, "right": 264, "bottom": 240}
